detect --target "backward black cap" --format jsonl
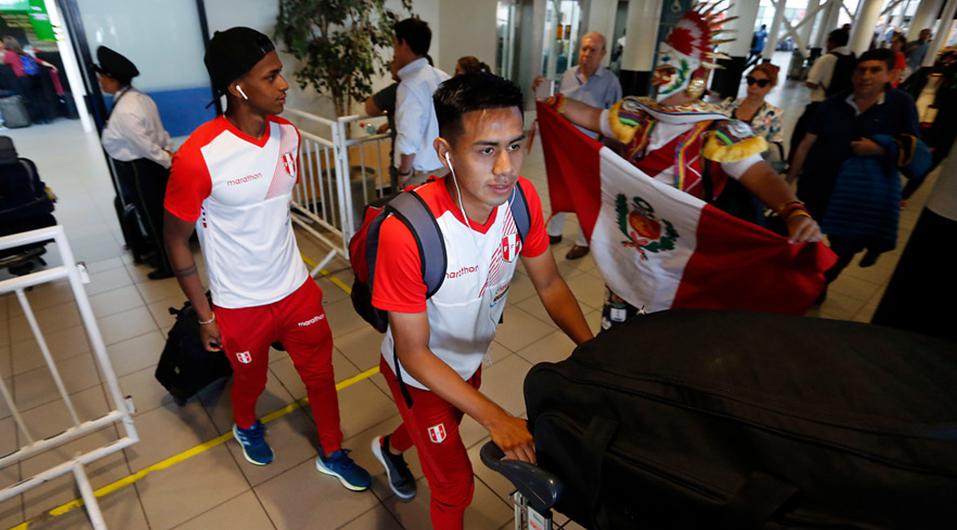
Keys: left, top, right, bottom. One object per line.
{"left": 204, "top": 27, "right": 275, "bottom": 98}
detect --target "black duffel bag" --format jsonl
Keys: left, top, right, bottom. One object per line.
{"left": 524, "top": 309, "right": 957, "bottom": 529}
{"left": 155, "top": 298, "right": 232, "bottom": 406}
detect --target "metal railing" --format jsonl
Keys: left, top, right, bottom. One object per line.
{"left": 282, "top": 107, "right": 393, "bottom": 273}
{"left": 0, "top": 226, "right": 139, "bottom": 530}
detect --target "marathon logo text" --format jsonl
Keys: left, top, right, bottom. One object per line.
{"left": 227, "top": 172, "right": 263, "bottom": 186}
{"left": 446, "top": 265, "right": 478, "bottom": 279}
{"left": 297, "top": 314, "right": 326, "bottom": 327}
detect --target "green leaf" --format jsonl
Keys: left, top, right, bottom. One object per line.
{"left": 274, "top": 0, "right": 413, "bottom": 112}
{"left": 616, "top": 194, "right": 629, "bottom": 235}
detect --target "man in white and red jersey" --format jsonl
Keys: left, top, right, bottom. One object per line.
{"left": 162, "top": 27, "right": 370, "bottom": 491}
{"left": 368, "top": 73, "right": 594, "bottom": 529}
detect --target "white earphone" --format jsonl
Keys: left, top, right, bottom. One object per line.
{"left": 444, "top": 151, "right": 452, "bottom": 167}
{"left": 236, "top": 85, "right": 249, "bottom": 101}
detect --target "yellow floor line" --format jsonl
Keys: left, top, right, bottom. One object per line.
{"left": 301, "top": 255, "right": 353, "bottom": 295}
{"left": 9, "top": 366, "right": 381, "bottom": 530}
{"left": 9, "top": 257, "right": 368, "bottom": 530}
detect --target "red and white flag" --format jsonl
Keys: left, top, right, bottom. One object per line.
{"left": 536, "top": 102, "right": 836, "bottom": 314}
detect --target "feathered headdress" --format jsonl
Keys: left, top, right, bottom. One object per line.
{"left": 654, "top": 2, "right": 735, "bottom": 100}
{"left": 664, "top": 2, "right": 735, "bottom": 68}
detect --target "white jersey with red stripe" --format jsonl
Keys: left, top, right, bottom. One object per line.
{"left": 371, "top": 178, "right": 548, "bottom": 390}
{"left": 165, "top": 115, "right": 308, "bottom": 309}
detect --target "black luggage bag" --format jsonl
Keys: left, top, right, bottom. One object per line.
{"left": 0, "top": 139, "right": 56, "bottom": 272}
{"left": 155, "top": 299, "right": 232, "bottom": 405}
{"left": 113, "top": 196, "right": 153, "bottom": 262}
{"left": 524, "top": 309, "right": 957, "bottom": 530}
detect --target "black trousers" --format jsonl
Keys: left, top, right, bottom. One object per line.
{"left": 15, "top": 75, "right": 54, "bottom": 123}
{"left": 789, "top": 102, "right": 821, "bottom": 165}
{"left": 115, "top": 158, "right": 171, "bottom": 271}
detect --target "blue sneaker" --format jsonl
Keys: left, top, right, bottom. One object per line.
{"left": 232, "top": 421, "right": 273, "bottom": 466}
{"left": 316, "top": 449, "right": 371, "bottom": 491}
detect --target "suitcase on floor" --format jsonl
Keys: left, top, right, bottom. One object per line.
{"left": 113, "top": 196, "right": 154, "bottom": 262}
{"left": 524, "top": 309, "right": 957, "bottom": 530}
{"left": 0, "top": 95, "right": 30, "bottom": 128}
{"left": 155, "top": 299, "right": 232, "bottom": 406}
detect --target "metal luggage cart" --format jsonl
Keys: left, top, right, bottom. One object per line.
{"left": 480, "top": 442, "right": 563, "bottom": 530}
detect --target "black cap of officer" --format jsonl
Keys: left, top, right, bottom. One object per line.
{"left": 93, "top": 46, "right": 139, "bottom": 83}
{"left": 204, "top": 27, "right": 275, "bottom": 101}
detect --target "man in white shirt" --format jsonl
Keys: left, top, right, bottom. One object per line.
{"left": 533, "top": 32, "right": 622, "bottom": 260}
{"left": 805, "top": 29, "right": 853, "bottom": 102}
{"left": 96, "top": 46, "right": 175, "bottom": 279}
{"left": 392, "top": 18, "right": 450, "bottom": 186}
{"left": 789, "top": 28, "right": 853, "bottom": 165}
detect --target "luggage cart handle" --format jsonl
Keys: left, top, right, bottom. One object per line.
{"left": 480, "top": 441, "right": 562, "bottom": 514}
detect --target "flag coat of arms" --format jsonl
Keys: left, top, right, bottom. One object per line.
{"left": 536, "top": 102, "right": 836, "bottom": 314}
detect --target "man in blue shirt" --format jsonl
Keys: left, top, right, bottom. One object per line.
{"left": 904, "top": 28, "right": 932, "bottom": 75}
{"left": 747, "top": 24, "right": 768, "bottom": 68}
{"left": 788, "top": 49, "right": 924, "bottom": 299}
{"left": 534, "top": 31, "right": 622, "bottom": 260}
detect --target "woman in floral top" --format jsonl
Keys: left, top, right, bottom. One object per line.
{"left": 721, "top": 63, "right": 785, "bottom": 171}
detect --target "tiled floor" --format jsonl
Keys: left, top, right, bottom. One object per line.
{"left": 0, "top": 55, "right": 939, "bottom": 529}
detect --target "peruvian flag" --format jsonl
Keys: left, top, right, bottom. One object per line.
{"left": 536, "top": 102, "right": 836, "bottom": 314}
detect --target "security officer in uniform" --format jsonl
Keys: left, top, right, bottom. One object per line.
{"left": 96, "top": 46, "right": 175, "bottom": 279}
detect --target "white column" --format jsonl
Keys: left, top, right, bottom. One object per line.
{"left": 924, "top": 0, "right": 957, "bottom": 66}
{"left": 893, "top": 0, "right": 912, "bottom": 29}
{"left": 801, "top": 0, "right": 822, "bottom": 47}
{"left": 725, "top": 1, "right": 762, "bottom": 58}
{"left": 43, "top": 0, "right": 93, "bottom": 133}
{"left": 763, "top": 0, "right": 788, "bottom": 59}
{"left": 545, "top": 0, "right": 561, "bottom": 82}
{"left": 850, "top": 0, "right": 886, "bottom": 55}
{"left": 584, "top": 0, "right": 617, "bottom": 66}
{"left": 620, "top": 0, "right": 663, "bottom": 72}
{"left": 519, "top": 0, "right": 546, "bottom": 113}
{"left": 909, "top": 0, "right": 945, "bottom": 38}
{"left": 817, "top": 0, "right": 843, "bottom": 48}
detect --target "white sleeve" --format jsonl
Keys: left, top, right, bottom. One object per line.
{"left": 393, "top": 82, "right": 424, "bottom": 156}
{"left": 100, "top": 119, "right": 124, "bottom": 160}
{"left": 805, "top": 55, "right": 827, "bottom": 85}
{"left": 720, "top": 154, "right": 764, "bottom": 180}
{"left": 109, "top": 108, "right": 172, "bottom": 168}
{"left": 599, "top": 108, "right": 614, "bottom": 138}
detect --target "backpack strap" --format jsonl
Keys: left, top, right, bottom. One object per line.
{"left": 381, "top": 190, "right": 447, "bottom": 297}
{"left": 367, "top": 190, "right": 446, "bottom": 410}
{"left": 509, "top": 183, "right": 532, "bottom": 243}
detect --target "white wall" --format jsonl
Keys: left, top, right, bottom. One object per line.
{"left": 201, "top": 0, "right": 499, "bottom": 117}
{"left": 437, "top": 0, "right": 498, "bottom": 76}
{"left": 203, "top": 0, "right": 338, "bottom": 119}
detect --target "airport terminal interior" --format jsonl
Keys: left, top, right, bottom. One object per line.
{"left": 1, "top": 0, "right": 955, "bottom": 528}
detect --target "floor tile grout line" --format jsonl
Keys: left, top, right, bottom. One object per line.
{"left": 8, "top": 367, "right": 381, "bottom": 529}
{"left": 247, "top": 487, "right": 282, "bottom": 530}
{"left": 159, "top": 488, "right": 254, "bottom": 530}
{"left": 8, "top": 321, "right": 161, "bottom": 386}
{"left": 472, "top": 473, "right": 520, "bottom": 512}
{"left": 161, "top": 399, "right": 270, "bottom": 530}
{"left": 335, "top": 501, "right": 404, "bottom": 530}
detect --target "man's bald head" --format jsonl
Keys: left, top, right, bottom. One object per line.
{"left": 578, "top": 32, "right": 607, "bottom": 76}
{"left": 582, "top": 32, "right": 607, "bottom": 52}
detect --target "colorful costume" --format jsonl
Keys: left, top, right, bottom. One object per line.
{"left": 597, "top": 96, "right": 769, "bottom": 328}
{"left": 587, "top": 4, "right": 774, "bottom": 328}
